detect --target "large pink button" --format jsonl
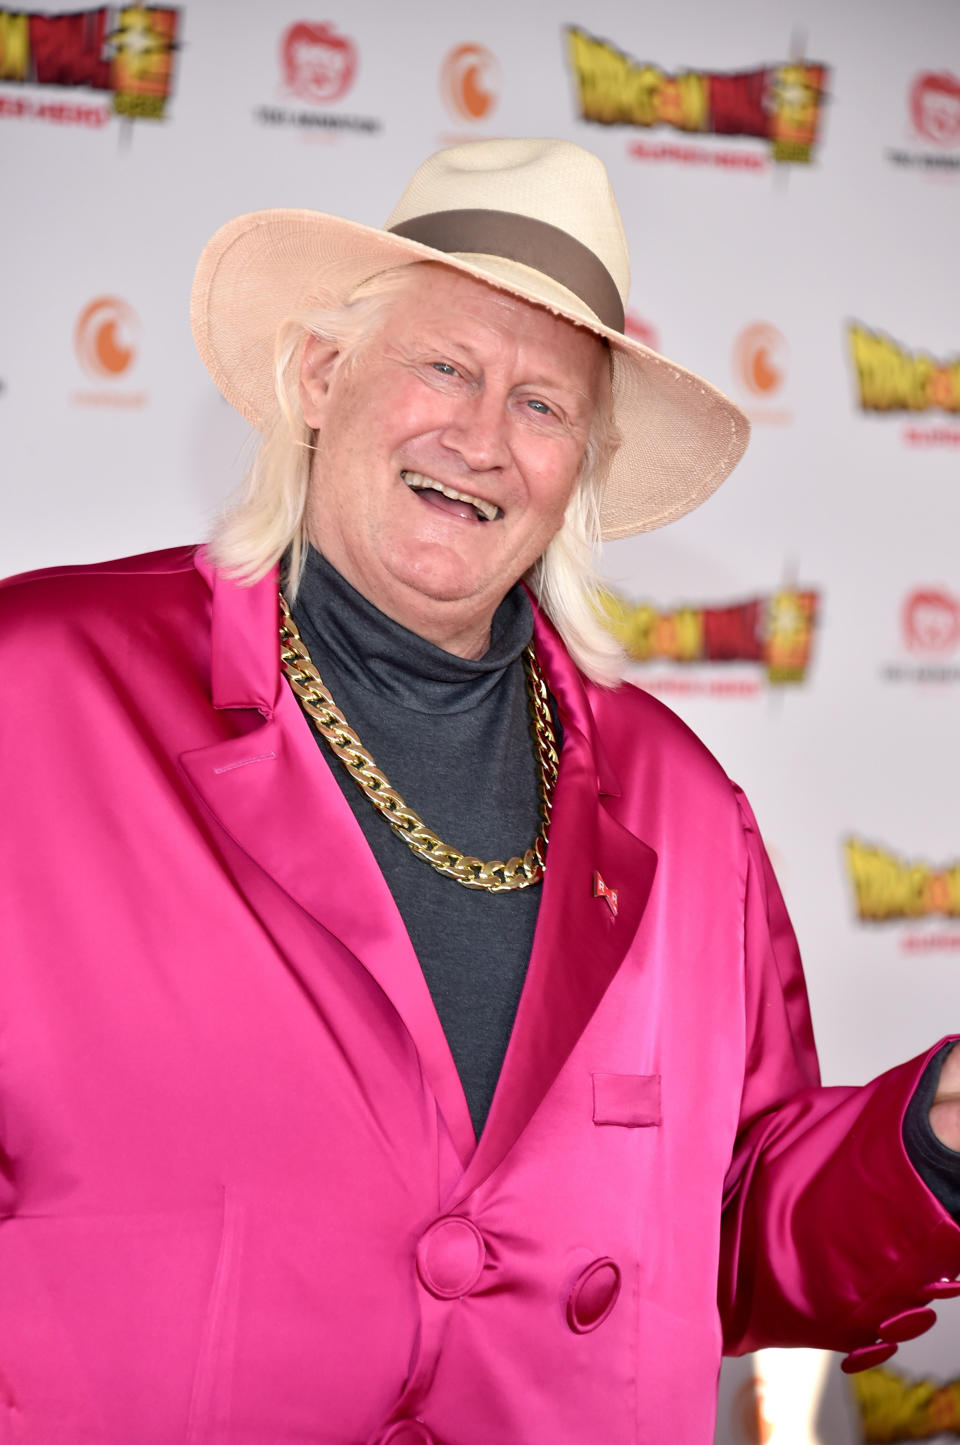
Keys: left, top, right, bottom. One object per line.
{"left": 373, "top": 1423, "right": 434, "bottom": 1445}
{"left": 566, "top": 1257, "right": 621, "bottom": 1333}
{"left": 878, "top": 1306, "right": 937, "bottom": 1342}
{"left": 416, "top": 1216, "right": 486, "bottom": 1299}
{"left": 924, "top": 1278, "right": 960, "bottom": 1300}
{"left": 840, "top": 1342, "right": 898, "bottom": 1374}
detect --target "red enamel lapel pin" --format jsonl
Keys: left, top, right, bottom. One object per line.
{"left": 593, "top": 870, "right": 618, "bottom": 917}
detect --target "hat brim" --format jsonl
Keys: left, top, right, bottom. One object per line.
{"left": 190, "top": 209, "right": 750, "bottom": 541}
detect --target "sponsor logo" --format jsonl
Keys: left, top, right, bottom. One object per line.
{"left": 732, "top": 322, "right": 791, "bottom": 424}
{"left": 845, "top": 839, "right": 960, "bottom": 942}
{"left": 72, "top": 295, "right": 145, "bottom": 406}
{"left": 912, "top": 71, "right": 960, "bottom": 145}
{"left": 76, "top": 295, "right": 138, "bottom": 378}
{"left": 734, "top": 323, "right": 785, "bottom": 397}
{"left": 881, "top": 586, "right": 960, "bottom": 685}
{"left": 254, "top": 19, "right": 379, "bottom": 137}
{"left": 565, "top": 28, "right": 828, "bottom": 166}
{"left": 904, "top": 587, "right": 960, "bottom": 654}
{"left": 887, "top": 70, "right": 960, "bottom": 174}
{"left": 281, "top": 20, "right": 355, "bottom": 103}
{"left": 847, "top": 322, "right": 960, "bottom": 444}
{"left": 440, "top": 42, "right": 498, "bottom": 122}
{"left": 624, "top": 310, "right": 660, "bottom": 351}
{"left": 598, "top": 584, "right": 819, "bottom": 694}
{"left": 0, "top": 6, "right": 179, "bottom": 124}
{"left": 851, "top": 1364, "right": 960, "bottom": 1441}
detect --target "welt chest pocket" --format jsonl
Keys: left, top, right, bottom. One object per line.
{"left": 592, "top": 1072, "right": 662, "bottom": 1127}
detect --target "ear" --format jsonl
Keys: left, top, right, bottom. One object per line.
{"left": 299, "top": 333, "right": 339, "bottom": 428}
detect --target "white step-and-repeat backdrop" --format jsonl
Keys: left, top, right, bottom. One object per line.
{"left": 3, "top": 1, "right": 959, "bottom": 1439}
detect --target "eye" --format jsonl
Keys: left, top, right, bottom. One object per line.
{"left": 430, "top": 361, "right": 458, "bottom": 376}
{"left": 525, "top": 398, "right": 556, "bottom": 417}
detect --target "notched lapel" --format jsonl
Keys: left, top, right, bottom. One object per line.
{"left": 181, "top": 558, "right": 477, "bottom": 1164}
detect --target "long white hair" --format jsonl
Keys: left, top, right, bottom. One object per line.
{"left": 208, "top": 263, "right": 625, "bottom": 684}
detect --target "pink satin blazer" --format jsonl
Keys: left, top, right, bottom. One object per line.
{"left": 1, "top": 546, "right": 958, "bottom": 1444}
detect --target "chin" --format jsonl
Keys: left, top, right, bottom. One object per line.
{"left": 388, "top": 552, "right": 493, "bottom": 609}
{"left": 399, "top": 575, "right": 484, "bottom": 609}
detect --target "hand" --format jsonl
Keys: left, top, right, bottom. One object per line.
{"left": 930, "top": 1043, "right": 960, "bottom": 1152}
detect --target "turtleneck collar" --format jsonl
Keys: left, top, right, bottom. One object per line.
{"left": 290, "top": 546, "right": 534, "bottom": 715}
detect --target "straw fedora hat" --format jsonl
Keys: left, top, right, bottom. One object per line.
{"left": 191, "top": 137, "right": 749, "bottom": 540}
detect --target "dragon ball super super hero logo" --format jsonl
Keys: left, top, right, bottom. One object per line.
{"left": 849, "top": 323, "right": 960, "bottom": 415}
{"left": 848, "top": 322, "right": 960, "bottom": 446}
{"left": 845, "top": 839, "right": 960, "bottom": 953}
{"left": 0, "top": 5, "right": 178, "bottom": 123}
{"left": 598, "top": 585, "right": 819, "bottom": 694}
{"left": 566, "top": 27, "right": 828, "bottom": 166}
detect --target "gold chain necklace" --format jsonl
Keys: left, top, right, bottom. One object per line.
{"left": 278, "top": 593, "right": 559, "bottom": 892}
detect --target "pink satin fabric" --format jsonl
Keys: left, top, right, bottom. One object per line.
{"left": 1, "top": 547, "right": 957, "bottom": 1444}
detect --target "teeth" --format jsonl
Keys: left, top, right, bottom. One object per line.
{"left": 401, "top": 470, "right": 501, "bottom": 522}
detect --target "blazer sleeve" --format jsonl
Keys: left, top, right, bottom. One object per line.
{"left": 718, "top": 788, "right": 960, "bottom": 1366}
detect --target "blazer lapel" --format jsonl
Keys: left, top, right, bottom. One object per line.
{"left": 452, "top": 607, "right": 658, "bottom": 1200}
{"left": 179, "top": 553, "right": 476, "bottom": 1165}
{"left": 179, "top": 556, "right": 657, "bottom": 1185}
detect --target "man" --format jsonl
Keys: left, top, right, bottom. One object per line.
{"left": 2, "top": 138, "right": 959, "bottom": 1444}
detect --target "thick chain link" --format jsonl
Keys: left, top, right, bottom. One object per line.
{"left": 278, "top": 593, "right": 559, "bottom": 892}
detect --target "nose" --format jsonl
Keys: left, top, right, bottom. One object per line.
{"left": 439, "top": 387, "right": 510, "bottom": 473}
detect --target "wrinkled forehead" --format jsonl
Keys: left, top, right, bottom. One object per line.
{"left": 383, "top": 262, "right": 610, "bottom": 392}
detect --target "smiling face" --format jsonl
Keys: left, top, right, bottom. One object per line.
{"left": 300, "top": 265, "right": 607, "bottom": 658}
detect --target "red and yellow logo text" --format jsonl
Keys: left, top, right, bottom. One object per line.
{"left": 845, "top": 839, "right": 960, "bottom": 922}
{"left": 599, "top": 587, "right": 818, "bottom": 683}
{"left": 848, "top": 323, "right": 960, "bottom": 414}
{"left": 566, "top": 29, "right": 828, "bottom": 163}
{"left": 0, "top": 5, "right": 178, "bottom": 119}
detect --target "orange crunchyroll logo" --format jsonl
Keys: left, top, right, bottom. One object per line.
{"left": 733, "top": 323, "right": 787, "bottom": 397}
{"left": 440, "top": 42, "right": 499, "bottom": 121}
{"left": 74, "top": 296, "right": 139, "bottom": 380}
{"left": 910, "top": 71, "right": 960, "bottom": 146}
{"left": 280, "top": 21, "right": 356, "bottom": 104}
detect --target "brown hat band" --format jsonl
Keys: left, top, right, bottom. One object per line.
{"left": 388, "top": 208, "right": 625, "bottom": 333}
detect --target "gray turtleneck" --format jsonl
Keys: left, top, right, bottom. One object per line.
{"left": 288, "top": 555, "right": 960, "bottom": 1217}
{"left": 290, "top": 547, "right": 546, "bottom": 1139}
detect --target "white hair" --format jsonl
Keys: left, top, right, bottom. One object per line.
{"left": 208, "top": 263, "right": 625, "bottom": 685}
